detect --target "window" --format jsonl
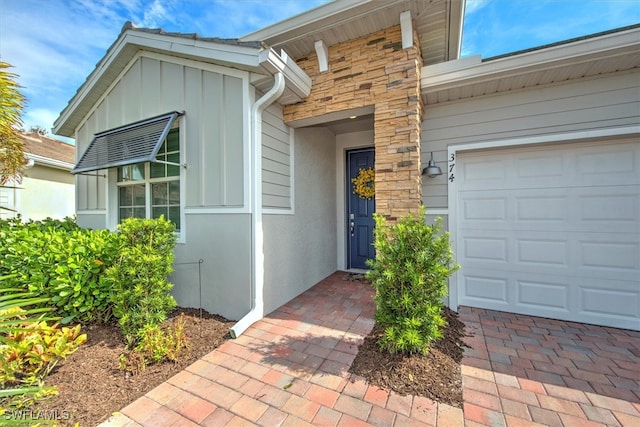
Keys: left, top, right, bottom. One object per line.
{"left": 117, "top": 128, "right": 181, "bottom": 231}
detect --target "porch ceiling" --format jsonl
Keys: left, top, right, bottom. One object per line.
{"left": 241, "top": 0, "right": 464, "bottom": 65}
{"left": 422, "top": 25, "right": 640, "bottom": 105}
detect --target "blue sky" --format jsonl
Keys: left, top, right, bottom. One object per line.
{"left": 0, "top": 0, "right": 638, "bottom": 142}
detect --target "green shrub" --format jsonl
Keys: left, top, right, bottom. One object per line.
{"left": 0, "top": 218, "right": 120, "bottom": 323}
{"left": 119, "top": 316, "right": 188, "bottom": 375}
{"left": 107, "top": 216, "right": 177, "bottom": 344}
{"left": 366, "top": 207, "right": 459, "bottom": 355}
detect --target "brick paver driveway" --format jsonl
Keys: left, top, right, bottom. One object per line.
{"left": 103, "top": 272, "right": 640, "bottom": 426}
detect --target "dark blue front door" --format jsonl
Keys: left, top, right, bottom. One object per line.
{"left": 347, "top": 148, "right": 375, "bottom": 269}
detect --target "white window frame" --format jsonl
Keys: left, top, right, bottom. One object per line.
{"left": 107, "top": 118, "right": 186, "bottom": 243}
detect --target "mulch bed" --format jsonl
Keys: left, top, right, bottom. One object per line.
{"left": 349, "top": 307, "right": 468, "bottom": 408}
{"left": 32, "top": 308, "right": 234, "bottom": 426}
{"left": 28, "top": 299, "right": 468, "bottom": 425}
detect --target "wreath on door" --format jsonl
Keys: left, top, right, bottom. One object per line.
{"left": 352, "top": 167, "right": 375, "bottom": 200}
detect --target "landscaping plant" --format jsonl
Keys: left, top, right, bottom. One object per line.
{"left": 0, "top": 275, "right": 85, "bottom": 410}
{"left": 107, "top": 216, "right": 178, "bottom": 345}
{"left": 0, "top": 217, "right": 119, "bottom": 323}
{"left": 366, "top": 207, "right": 459, "bottom": 355}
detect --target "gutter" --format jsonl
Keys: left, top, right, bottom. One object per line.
{"left": 24, "top": 153, "right": 73, "bottom": 171}
{"left": 230, "top": 72, "right": 285, "bottom": 339}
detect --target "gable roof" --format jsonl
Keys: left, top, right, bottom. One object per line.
{"left": 53, "top": 22, "right": 311, "bottom": 137}
{"left": 241, "top": 0, "right": 465, "bottom": 65}
{"left": 21, "top": 132, "right": 75, "bottom": 170}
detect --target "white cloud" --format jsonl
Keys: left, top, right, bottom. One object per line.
{"left": 140, "top": 0, "right": 177, "bottom": 28}
{"left": 23, "top": 108, "right": 61, "bottom": 133}
{"left": 464, "top": 0, "right": 491, "bottom": 15}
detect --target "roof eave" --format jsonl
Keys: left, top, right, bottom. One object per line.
{"left": 422, "top": 26, "right": 640, "bottom": 100}
{"left": 54, "top": 29, "right": 310, "bottom": 137}
{"left": 25, "top": 153, "right": 74, "bottom": 171}
{"left": 241, "top": 0, "right": 384, "bottom": 43}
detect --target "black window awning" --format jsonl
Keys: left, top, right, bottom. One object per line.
{"left": 72, "top": 111, "right": 182, "bottom": 174}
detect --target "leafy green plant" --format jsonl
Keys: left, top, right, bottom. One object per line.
{"left": 135, "top": 314, "right": 188, "bottom": 363}
{"left": 107, "top": 216, "right": 177, "bottom": 344}
{"left": 119, "top": 314, "right": 189, "bottom": 375}
{"left": 366, "top": 207, "right": 459, "bottom": 354}
{"left": 0, "top": 217, "right": 120, "bottom": 323}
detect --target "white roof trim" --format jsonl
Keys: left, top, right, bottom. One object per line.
{"left": 54, "top": 29, "right": 311, "bottom": 137}
{"left": 25, "top": 153, "right": 73, "bottom": 171}
{"left": 242, "top": 0, "right": 398, "bottom": 42}
{"left": 422, "top": 26, "right": 640, "bottom": 93}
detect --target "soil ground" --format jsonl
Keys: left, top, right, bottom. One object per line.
{"left": 31, "top": 306, "right": 466, "bottom": 425}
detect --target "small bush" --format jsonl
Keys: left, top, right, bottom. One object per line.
{"left": 107, "top": 217, "right": 177, "bottom": 344}
{"left": 366, "top": 207, "right": 459, "bottom": 355}
{"left": 119, "top": 314, "right": 189, "bottom": 375}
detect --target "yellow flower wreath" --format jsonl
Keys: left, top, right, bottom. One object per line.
{"left": 351, "top": 167, "right": 375, "bottom": 200}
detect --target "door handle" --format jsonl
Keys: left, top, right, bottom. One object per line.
{"left": 349, "top": 213, "right": 355, "bottom": 236}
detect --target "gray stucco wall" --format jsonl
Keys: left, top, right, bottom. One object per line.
{"left": 172, "top": 214, "right": 252, "bottom": 321}
{"left": 263, "top": 127, "right": 337, "bottom": 314}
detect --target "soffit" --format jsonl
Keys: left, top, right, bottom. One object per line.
{"left": 241, "top": 0, "right": 463, "bottom": 65}
{"left": 422, "top": 25, "right": 640, "bottom": 105}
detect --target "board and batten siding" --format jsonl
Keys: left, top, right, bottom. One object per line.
{"left": 74, "top": 53, "right": 246, "bottom": 227}
{"left": 421, "top": 70, "right": 640, "bottom": 210}
{"left": 262, "top": 102, "right": 292, "bottom": 210}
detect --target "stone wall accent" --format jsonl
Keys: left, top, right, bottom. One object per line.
{"left": 283, "top": 25, "right": 423, "bottom": 221}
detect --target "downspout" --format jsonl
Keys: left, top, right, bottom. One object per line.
{"left": 230, "top": 72, "right": 285, "bottom": 338}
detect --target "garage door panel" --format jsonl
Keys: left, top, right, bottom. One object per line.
{"left": 462, "top": 273, "right": 509, "bottom": 303}
{"left": 578, "top": 238, "right": 640, "bottom": 280}
{"left": 518, "top": 279, "right": 570, "bottom": 311}
{"left": 516, "top": 194, "right": 568, "bottom": 222}
{"left": 463, "top": 237, "right": 508, "bottom": 262}
{"left": 517, "top": 239, "right": 569, "bottom": 266}
{"left": 576, "top": 145, "right": 640, "bottom": 186}
{"left": 578, "top": 188, "right": 639, "bottom": 227}
{"left": 456, "top": 139, "right": 640, "bottom": 330}
{"left": 580, "top": 280, "right": 639, "bottom": 319}
{"left": 462, "top": 196, "right": 507, "bottom": 220}
{"left": 516, "top": 154, "right": 564, "bottom": 179}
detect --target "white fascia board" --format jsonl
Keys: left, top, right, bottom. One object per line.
{"left": 54, "top": 30, "right": 264, "bottom": 137}
{"left": 241, "top": 0, "right": 373, "bottom": 42}
{"left": 241, "top": 0, "right": 412, "bottom": 47}
{"left": 25, "top": 153, "right": 73, "bottom": 171}
{"left": 258, "top": 48, "right": 312, "bottom": 99}
{"left": 422, "top": 27, "right": 640, "bottom": 90}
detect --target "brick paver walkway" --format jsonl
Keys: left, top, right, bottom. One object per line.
{"left": 102, "top": 272, "right": 640, "bottom": 426}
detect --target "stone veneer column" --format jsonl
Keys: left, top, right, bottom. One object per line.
{"left": 283, "top": 25, "right": 423, "bottom": 221}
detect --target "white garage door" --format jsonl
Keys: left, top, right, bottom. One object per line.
{"left": 455, "top": 139, "right": 640, "bottom": 330}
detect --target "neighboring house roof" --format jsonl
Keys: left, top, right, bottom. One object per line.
{"left": 241, "top": 0, "right": 465, "bottom": 65}
{"left": 421, "top": 24, "right": 640, "bottom": 105}
{"left": 21, "top": 131, "right": 75, "bottom": 170}
{"left": 54, "top": 22, "right": 311, "bottom": 137}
